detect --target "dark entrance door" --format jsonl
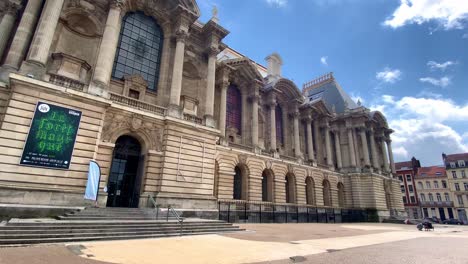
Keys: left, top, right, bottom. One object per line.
{"left": 439, "top": 208, "right": 446, "bottom": 221}
{"left": 448, "top": 208, "right": 454, "bottom": 219}
{"left": 106, "top": 136, "right": 142, "bottom": 208}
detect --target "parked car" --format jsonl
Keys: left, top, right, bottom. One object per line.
{"left": 442, "top": 218, "right": 463, "bottom": 225}
{"left": 423, "top": 217, "right": 440, "bottom": 223}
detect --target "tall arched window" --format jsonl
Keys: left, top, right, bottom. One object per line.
{"left": 420, "top": 193, "right": 426, "bottom": 201}
{"left": 262, "top": 170, "right": 274, "bottom": 202}
{"left": 233, "top": 166, "right": 243, "bottom": 200}
{"left": 226, "top": 84, "right": 242, "bottom": 134}
{"left": 305, "top": 177, "right": 315, "bottom": 205}
{"left": 337, "top": 183, "right": 345, "bottom": 207}
{"left": 323, "top": 179, "right": 331, "bottom": 206}
{"left": 112, "top": 12, "right": 163, "bottom": 91}
{"left": 275, "top": 104, "right": 283, "bottom": 145}
{"left": 285, "top": 173, "right": 296, "bottom": 203}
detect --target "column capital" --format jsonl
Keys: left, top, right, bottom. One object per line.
{"left": 219, "top": 80, "right": 230, "bottom": 90}
{"left": 302, "top": 115, "right": 313, "bottom": 124}
{"left": 175, "top": 29, "right": 189, "bottom": 43}
{"left": 267, "top": 100, "right": 277, "bottom": 108}
{"left": 110, "top": 0, "right": 126, "bottom": 10}
{"left": 290, "top": 111, "right": 300, "bottom": 118}
{"left": 206, "top": 46, "right": 220, "bottom": 57}
{"left": 385, "top": 138, "right": 392, "bottom": 144}
{"left": 4, "top": 1, "right": 21, "bottom": 16}
{"left": 249, "top": 94, "right": 260, "bottom": 103}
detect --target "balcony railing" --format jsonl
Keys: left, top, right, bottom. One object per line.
{"left": 183, "top": 113, "right": 203, "bottom": 124}
{"left": 49, "top": 74, "right": 85, "bottom": 91}
{"left": 110, "top": 92, "right": 166, "bottom": 116}
{"left": 420, "top": 201, "right": 454, "bottom": 207}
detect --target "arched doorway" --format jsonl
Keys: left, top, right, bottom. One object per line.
{"left": 106, "top": 135, "right": 143, "bottom": 208}
{"left": 262, "top": 170, "right": 274, "bottom": 202}
{"left": 306, "top": 177, "right": 315, "bottom": 205}
{"left": 233, "top": 165, "right": 248, "bottom": 200}
{"left": 337, "top": 183, "right": 345, "bottom": 207}
{"left": 323, "top": 179, "right": 331, "bottom": 206}
{"left": 285, "top": 173, "right": 296, "bottom": 203}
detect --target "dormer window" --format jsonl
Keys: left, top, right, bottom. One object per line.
{"left": 450, "top": 162, "right": 456, "bottom": 168}
{"left": 458, "top": 160, "right": 466, "bottom": 167}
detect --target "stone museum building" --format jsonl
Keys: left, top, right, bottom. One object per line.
{"left": 0, "top": 0, "right": 404, "bottom": 219}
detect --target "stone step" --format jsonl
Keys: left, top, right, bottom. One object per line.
{"left": 0, "top": 229, "right": 244, "bottom": 245}
{"left": 0, "top": 227, "right": 242, "bottom": 239}
{"left": 57, "top": 216, "right": 181, "bottom": 221}
{"left": 6, "top": 219, "right": 222, "bottom": 226}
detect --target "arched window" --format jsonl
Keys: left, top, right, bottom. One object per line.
{"left": 226, "top": 85, "right": 242, "bottom": 134}
{"left": 429, "top": 193, "right": 434, "bottom": 201}
{"left": 112, "top": 12, "right": 163, "bottom": 91}
{"left": 436, "top": 193, "right": 442, "bottom": 202}
{"left": 420, "top": 193, "right": 426, "bottom": 202}
{"left": 285, "top": 173, "right": 296, "bottom": 203}
{"left": 213, "top": 161, "right": 219, "bottom": 198}
{"left": 337, "top": 183, "right": 345, "bottom": 207}
{"left": 275, "top": 105, "right": 283, "bottom": 145}
{"left": 305, "top": 177, "right": 315, "bottom": 205}
{"left": 418, "top": 182, "right": 423, "bottom": 189}
{"left": 323, "top": 180, "right": 331, "bottom": 206}
{"left": 262, "top": 170, "right": 274, "bottom": 202}
{"left": 445, "top": 193, "right": 450, "bottom": 201}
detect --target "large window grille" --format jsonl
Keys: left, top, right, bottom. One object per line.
{"left": 112, "top": 12, "right": 163, "bottom": 91}
{"left": 226, "top": 85, "right": 242, "bottom": 134}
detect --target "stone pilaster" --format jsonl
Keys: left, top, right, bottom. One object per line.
{"left": 305, "top": 117, "right": 315, "bottom": 161}
{"left": 281, "top": 104, "right": 289, "bottom": 154}
{"left": 360, "top": 127, "right": 371, "bottom": 167}
{"left": 333, "top": 129, "right": 342, "bottom": 170}
{"left": 269, "top": 101, "right": 277, "bottom": 152}
{"left": 347, "top": 126, "right": 357, "bottom": 167}
{"left": 386, "top": 139, "right": 396, "bottom": 174}
{"left": 218, "top": 81, "right": 229, "bottom": 138}
{"left": 204, "top": 47, "right": 219, "bottom": 127}
{"left": 0, "top": 1, "right": 21, "bottom": 62}
{"left": 292, "top": 111, "right": 302, "bottom": 158}
{"left": 21, "top": 0, "right": 65, "bottom": 77}
{"left": 168, "top": 28, "right": 189, "bottom": 117}
{"left": 89, "top": 0, "right": 125, "bottom": 97}
{"left": 2, "top": 0, "right": 42, "bottom": 74}
{"left": 313, "top": 119, "right": 322, "bottom": 163}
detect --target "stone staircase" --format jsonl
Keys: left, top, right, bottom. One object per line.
{"left": 0, "top": 207, "right": 243, "bottom": 245}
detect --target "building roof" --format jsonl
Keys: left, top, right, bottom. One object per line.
{"left": 395, "top": 161, "right": 414, "bottom": 171}
{"left": 302, "top": 73, "right": 358, "bottom": 114}
{"left": 415, "top": 166, "right": 447, "bottom": 178}
{"left": 443, "top": 152, "right": 468, "bottom": 163}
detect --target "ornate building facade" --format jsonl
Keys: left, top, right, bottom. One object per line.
{"left": 0, "top": 0, "right": 403, "bottom": 219}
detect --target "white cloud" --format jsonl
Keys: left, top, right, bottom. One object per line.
{"left": 427, "top": 60, "right": 457, "bottom": 71}
{"left": 265, "top": 0, "right": 288, "bottom": 7}
{"left": 350, "top": 93, "right": 365, "bottom": 105}
{"left": 320, "top": 56, "right": 328, "bottom": 66}
{"left": 372, "top": 94, "right": 468, "bottom": 165}
{"left": 384, "top": 0, "right": 468, "bottom": 30}
{"left": 376, "top": 68, "right": 402, "bottom": 83}
{"left": 419, "top": 76, "right": 452, "bottom": 87}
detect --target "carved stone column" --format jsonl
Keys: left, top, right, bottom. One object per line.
{"left": 333, "top": 129, "right": 342, "bottom": 170}
{"left": 269, "top": 101, "right": 277, "bottom": 152}
{"left": 360, "top": 127, "right": 371, "bottom": 167}
{"left": 168, "top": 28, "right": 189, "bottom": 116}
{"left": 22, "top": 0, "right": 65, "bottom": 76}
{"left": 89, "top": 0, "right": 125, "bottom": 96}
{"left": 292, "top": 111, "right": 301, "bottom": 158}
{"left": 281, "top": 104, "right": 289, "bottom": 154}
{"left": 381, "top": 137, "right": 390, "bottom": 172}
{"left": 347, "top": 126, "right": 357, "bottom": 167}
{"left": 0, "top": 2, "right": 21, "bottom": 62}
{"left": 204, "top": 47, "right": 219, "bottom": 127}
{"left": 2, "top": 0, "right": 42, "bottom": 72}
{"left": 369, "top": 128, "right": 379, "bottom": 170}
{"left": 218, "top": 81, "right": 229, "bottom": 138}
{"left": 386, "top": 139, "right": 396, "bottom": 174}
{"left": 251, "top": 94, "right": 259, "bottom": 147}
{"left": 324, "top": 124, "right": 333, "bottom": 168}
{"left": 305, "top": 117, "right": 315, "bottom": 161}
{"left": 313, "top": 119, "right": 322, "bottom": 162}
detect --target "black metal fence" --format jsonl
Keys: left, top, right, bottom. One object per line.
{"left": 219, "top": 201, "right": 378, "bottom": 223}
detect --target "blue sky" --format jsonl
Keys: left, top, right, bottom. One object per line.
{"left": 197, "top": 0, "right": 468, "bottom": 166}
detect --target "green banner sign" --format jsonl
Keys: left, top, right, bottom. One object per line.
{"left": 20, "top": 102, "right": 82, "bottom": 169}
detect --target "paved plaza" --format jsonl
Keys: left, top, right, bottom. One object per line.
{"left": 1, "top": 223, "right": 468, "bottom": 264}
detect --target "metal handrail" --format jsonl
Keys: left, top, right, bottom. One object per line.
{"left": 167, "top": 206, "right": 184, "bottom": 223}
{"left": 148, "top": 195, "right": 160, "bottom": 219}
